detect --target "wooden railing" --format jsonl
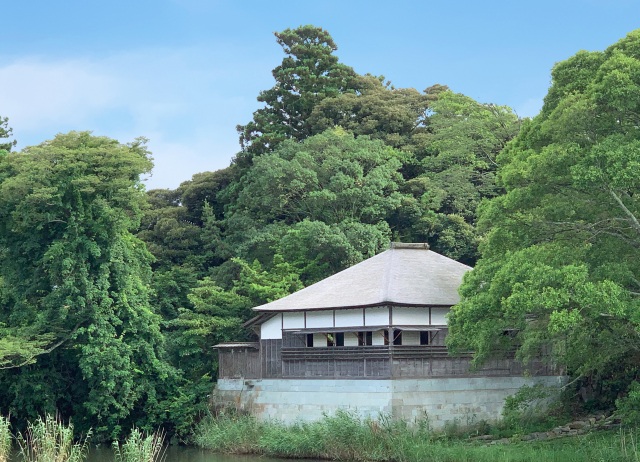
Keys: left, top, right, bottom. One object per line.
{"left": 280, "top": 345, "right": 458, "bottom": 361}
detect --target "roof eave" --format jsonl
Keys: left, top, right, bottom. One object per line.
{"left": 253, "top": 301, "right": 456, "bottom": 313}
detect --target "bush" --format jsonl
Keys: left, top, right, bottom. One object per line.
{"left": 17, "top": 414, "right": 90, "bottom": 462}
{"left": 0, "top": 416, "right": 10, "bottom": 462}
{"left": 113, "top": 428, "right": 166, "bottom": 462}
{"left": 616, "top": 381, "right": 640, "bottom": 426}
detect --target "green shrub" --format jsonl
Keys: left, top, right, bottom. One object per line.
{"left": 17, "top": 414, "right": 90, "bottom": 462}
{"left": 113, "top": 428, "right": 166, "bottom": 462}
{"left": 617, "top": 381, "right": 640, "bottom": 427}
{"left": 0, "top": 415, "right": 10, "bottom": 462}
{"left": 192, "top": 413, "right": 262, "bottom": 453}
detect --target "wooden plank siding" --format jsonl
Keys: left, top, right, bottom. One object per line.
{"left": 218, "top": 329, "right": 559, "bottom": 380}
{"left": 218, "top": 347, "right": 261, "bottom": 379}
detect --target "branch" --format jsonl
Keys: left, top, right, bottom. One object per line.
{"left": 609, "top": 189, "right": 640, "bottom": 236}
{"left": 0, "top": 322, "right": 83, "bottom": 370}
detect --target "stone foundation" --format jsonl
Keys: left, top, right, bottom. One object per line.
{"left": 212, "top": 376, "right": 565, "bottom": 428}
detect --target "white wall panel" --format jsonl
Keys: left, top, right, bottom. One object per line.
{"left": 261, "top": 314, "right": 282, "bottom": 339}
{"left": 283, "top": 312, "right": 305, "bottom": 329}
{"left": 335, "top": 309, "right": 364, "bottom": 327}
{"left": 372, "top": 330, "right": 387, "bottom": 345}
{"left": 365, "top": 307, "right": 389, "bottom": 326}
{"left": 344, "top": 332, "right": 360, "bottom": 347}
{"left": 306, "top": 310, "right": 334, "bottom": 328}
{"left": 312, "top": 333, "right": 326, "bottom": 347}
{"left": 431, "top": 307, "right": 449, "bottom": 325}
{"left": 392, "top": 307, "right": 429, "bottom": 325}
{"left": 402, "top": 330, "right": 421, "bottom": 345}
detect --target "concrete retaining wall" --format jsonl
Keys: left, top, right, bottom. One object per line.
{"left": 213, "top": 376, "right": 564, "bottom": 428}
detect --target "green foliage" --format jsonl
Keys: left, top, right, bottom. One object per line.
{"left": 276, "top": 219, "right": 390, "bottom": 284}
{"left": 502, "top": 385, "right": 552, "bottom": 426}
{"left": 0, "top": 415, "right": 10, "bottom": 462}
{"left": 309, "top": 74, "right": 434, "bottom": 152}
{"left": 17, "top": 415, "right": 90, "bottom": 462}
{"left": 447, "top": 30, "right": 640, "bottom": 408}
{"left": 0, "top": 132, "right": 180, "bottom": 441}
{"left": 233, "top": 129, "right": 405, "bottom": 225}
{"left": 194, "top": 411, "right": 638, "bottom": 462}
{"left": 392, "top": 91, "right": 520, "bottom": 264}
{"left": 617, "top": 381, "right": 640, "bottom": 427}
{"left": 237, "top": 25, "right": 363, "bottom": 160}
{"left": 0, "top": 116, "right": 16, "bottom": 154}
{"left": 113, "top": 428, "right": 166, "bottom": 462}
{"left": 223, "top": 129, "right": 400, "bottom": 277}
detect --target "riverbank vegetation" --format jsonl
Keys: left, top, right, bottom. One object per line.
{"left": 0, "top": 23, "right": 639, "bottom": 445}
{"left": 0, "top": 416, "right": 10, "bottom": 462}
{"left": 194, "top": 411, "right": 640, "bottom": 462}
{"left": 0, "top": 415, "right": 165, "bottom": 462}
{"left": 16, "top": 415, "right": 89, "bottom": 462}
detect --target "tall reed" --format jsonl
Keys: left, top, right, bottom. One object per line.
{"left": 0, "top": 416, "right": 10, "bottom": 462}
{"left": 17, "top": 414, "right": 89, "bottom": 462}
{"left": 113, "top": 428, "right": 166, "bottom": 462}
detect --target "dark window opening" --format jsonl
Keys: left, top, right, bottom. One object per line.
{"left": 335, "top": 332, "right": 344, "bottom": 347}
{"left": 306, "top": 334, "right": 314, "bottom": 347}
{"left": 420, "top": 331, "right": 430, "bottom": 345}
{"left": 357, "top": 331, "right": 373, "bottom": 346}
{"left": 383, "top": 329, "right": 389, "bottom": 345}
{"left": 393, "top": 329, "right": 402, "bottom": 345}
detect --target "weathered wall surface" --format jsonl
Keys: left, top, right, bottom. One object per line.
{"left": 212, "top": 376, "right": 565, "bottom": 429}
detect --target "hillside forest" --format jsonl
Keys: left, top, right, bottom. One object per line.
{"left": 0, "top": 26, "right": 639, "bottom": 441}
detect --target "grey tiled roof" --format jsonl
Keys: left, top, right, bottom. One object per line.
{"left": 253, "top": 243, "right": 471, "bottom": 312}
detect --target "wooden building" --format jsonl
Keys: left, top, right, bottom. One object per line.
{"left": 214, "top": 243, "right": 562, "bottom": 426}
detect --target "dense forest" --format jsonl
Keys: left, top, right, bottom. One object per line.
{"left": 0, "top": 25, "right": 638, "bottom": 441}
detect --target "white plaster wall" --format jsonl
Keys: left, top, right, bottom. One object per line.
{"left": 312, "top": 333, "right": 326, "bottom": 347}
{"left": 261, "top": 314, "right": 282, "bottom": 339}
{"left": 214, "top": 376, "right": 565, "bottom": 428}
{"left": 393, "top": 307, "right": 429, "bottom": 325}
{"left": 365, "top": 306, "right": 389, "bottom": 326}
{"left": 344, "top": 332, "right": 359, "bottom": 346}
{"left": 335, "top": 309, "right": 364, "bottom": 327}
{"left": 372, "top": 329, "right": 387, "bottom": 345}
{"left": 283, "top": 312, "right": 305, "bottom": 329}
{"left": 306, "top": 310, "right": 334, "bottom": 328}
{"left": 431, "top": 307, "right": 449, "bottom": 325}
{"left": 402, "top": 330, "right": 421, "bottom": 345}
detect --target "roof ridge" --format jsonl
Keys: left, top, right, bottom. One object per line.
{"left": 390, "top": 242, "right": 430, "bottom": 250}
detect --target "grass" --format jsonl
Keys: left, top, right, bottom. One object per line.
{"left": 0, "top": 416, "right": 10, "bottom": 462}
{"left": 193, "top": 410, "right": 640, "bottom": 462}
{"left": 113, "top": 428, "right": 166, "bottom": 462}
{"left": 16, "top": 414, "right": 90, "bottom": 462}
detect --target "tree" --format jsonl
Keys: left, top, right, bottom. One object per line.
{"left": 232, "top": 128, "right": 405, "bottom": 225}
{"left": 390, "top": 91, "right": 520, "bottom": 264}
{"left": 0, "top": 132, "right": 176, "bottom": 439}
{"left": 0, "top": 116, "right": 16, "bottom": 153}
{"left": 446, "top": 30, "right": 640, "bottom": 409}
{"left": 308, "top": 75, "right": 435, "bottom": 153}
{"left": 221, "top": 129, "right": 402, "bottom": 275}
{"left": 236, "top": 25, "right": 363, "bottom": 161}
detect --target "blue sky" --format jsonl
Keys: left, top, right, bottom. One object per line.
{"left": 1, "top": 0, "right": 638, "bottom": 189}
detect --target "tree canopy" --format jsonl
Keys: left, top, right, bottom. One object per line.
{"left": 0, "top": 132, "right": 178, "bottom": 439}
{"left": 447, "top": 30, "right": 640, "bottom": 408}
{"left": 236, "top": 25, "right": 363, "bottom": 162}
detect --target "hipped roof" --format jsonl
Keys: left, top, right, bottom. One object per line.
{"left": 253, "top": 243, "right": 471, "bottom": 312}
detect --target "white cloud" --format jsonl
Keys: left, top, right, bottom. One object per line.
{"left": 0, "top": 46, "right": 272, "bottom": 189}
{"left": 0, "top": 58, "right": 118, "bottom": 131}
